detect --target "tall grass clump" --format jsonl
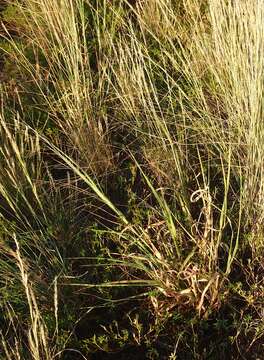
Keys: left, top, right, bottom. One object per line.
{"left": 1, "top": 0, "right": 264, "bottom": 358}
{"left": 5, "top": 0, "right": 117, "bottom": 176}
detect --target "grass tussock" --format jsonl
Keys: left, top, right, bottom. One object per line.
{"left": 0, "top": 0, "right": 264, "bottom": 358}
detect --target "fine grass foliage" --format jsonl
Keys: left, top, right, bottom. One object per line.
{"left": 1, "top": 0, "right": 264, "bottom": 358}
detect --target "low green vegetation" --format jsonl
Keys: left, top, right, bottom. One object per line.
{"left": 0, "top": 0, "right": 264, "bottom": 359}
